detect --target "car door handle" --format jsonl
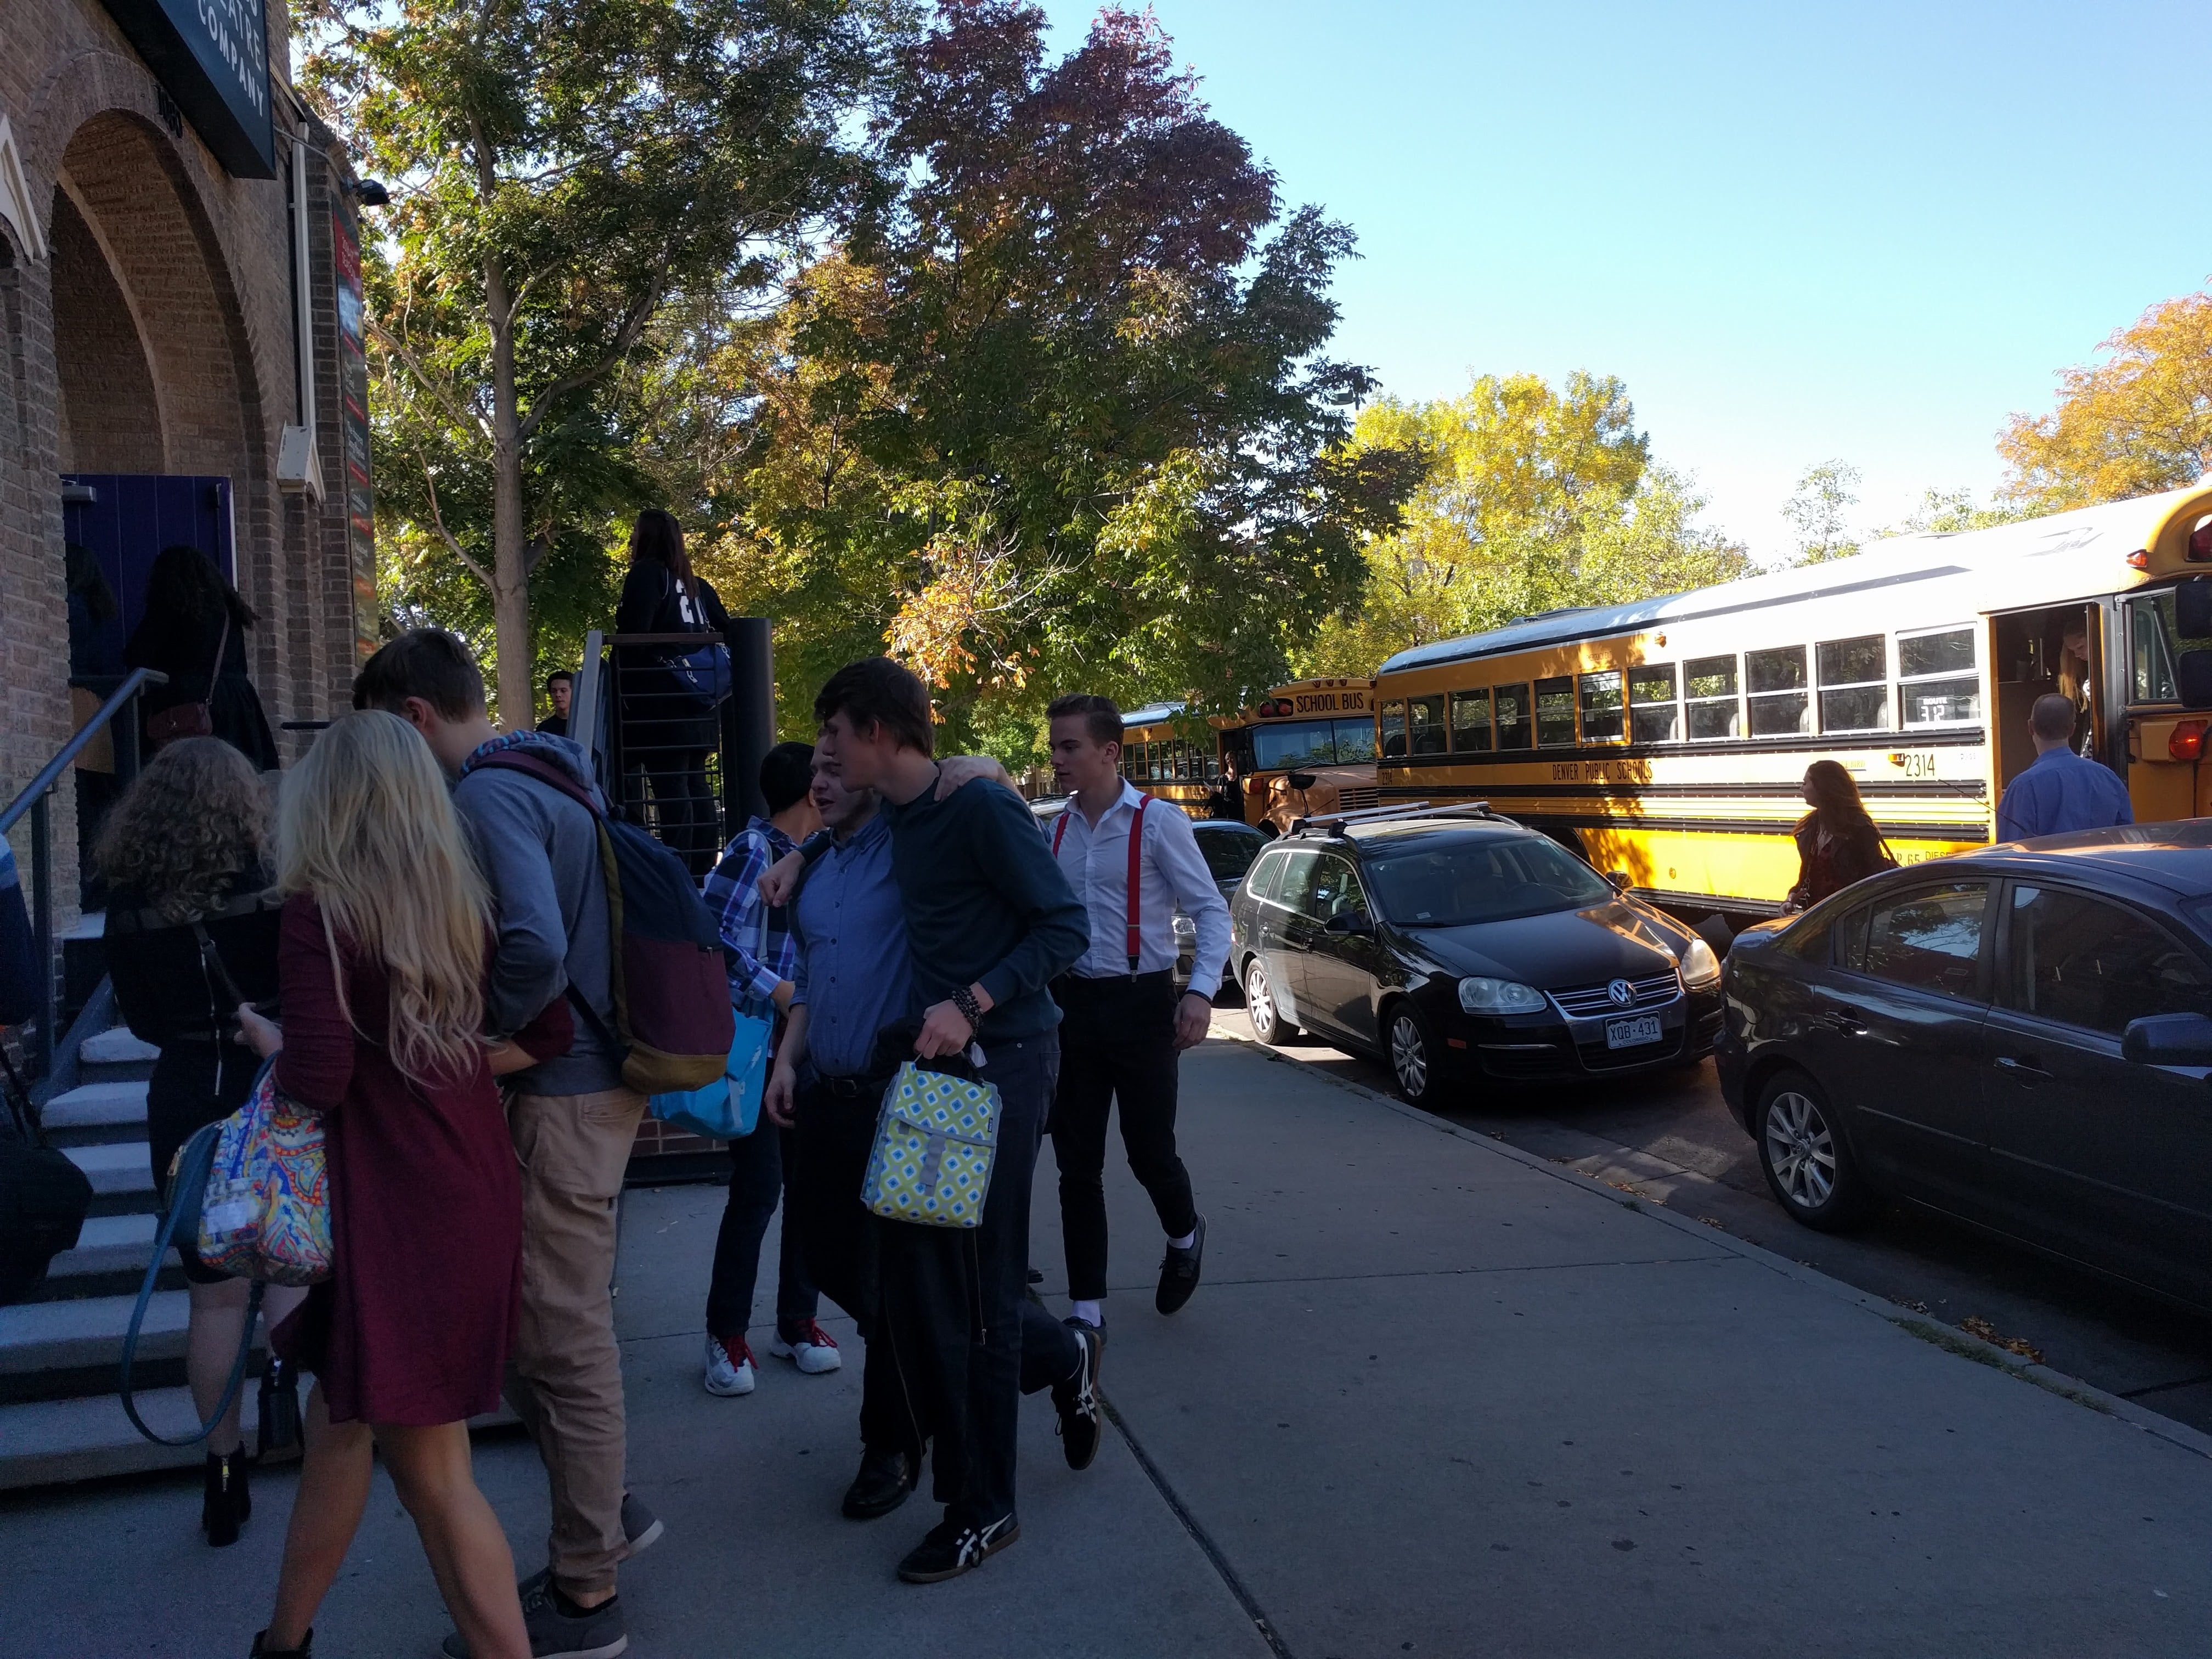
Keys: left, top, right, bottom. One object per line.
{"left": 1819, "top": 1006, "right": 1867, "bottom": 1035}
{"left": 1993, "top": 1054, "right": 2051, "bottom": 1076}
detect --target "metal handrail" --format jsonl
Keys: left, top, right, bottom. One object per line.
{"left": 2, "top": 666, "right": 166, "bottom": 1079}
{"left": 0, "top": 668, "right": 166, "bottom": 837}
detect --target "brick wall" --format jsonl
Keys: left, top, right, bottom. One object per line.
{"left": 0, "top": 1, "right": 369, "bottom": 944}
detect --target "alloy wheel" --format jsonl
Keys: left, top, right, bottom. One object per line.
{"left": 1391, "top": 1013, "right": 1429, "bottom": 1099}
{"left": 1247, "top": 962, "right": 1277, "bottom": 1040}
{"left": 1764, "top": 1089, "right": 1836, "bottom": 1210}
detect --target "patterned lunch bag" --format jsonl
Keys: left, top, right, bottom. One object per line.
{"left": 197, "top": 1059, "right": 332, "bottom": 1285}
{"left": 862, "top": 1061, "right": 1001, "bottom": 1229}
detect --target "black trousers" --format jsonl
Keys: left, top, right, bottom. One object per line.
{"left": 705, "top": 1122, "right": 818, "bottom": 1344}
{"left": 878, "top": 1033, "right": 1080, "bottom": 1528}
{"left": 789, "top": 1075, "right": 908, "bottom": 1454}
{"left": 1049, "top": 971, "right": 1198, "bottom": 1302}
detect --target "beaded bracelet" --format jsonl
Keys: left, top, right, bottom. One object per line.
{"left": 950, "top": 985, "right": 984, "bottom": 1032}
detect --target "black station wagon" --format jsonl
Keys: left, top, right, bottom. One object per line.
{"left": 1229, "top": 808, "right": 1725, "bottom": 1106}
{"left": 1717, "top": 823, "right": 2212, "bottom": 1312}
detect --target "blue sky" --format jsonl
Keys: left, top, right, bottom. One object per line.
{"left": 1036, "top": 1, "right": 2212, "bottom": 563}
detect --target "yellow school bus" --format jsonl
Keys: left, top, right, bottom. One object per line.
{"left": 1116, "top": 701, "right": 1218, "bottom": 817}
{"left": 1369, "top": 484, "right": 2212, "bottom": 919}
{"left": 1113, "top": 681, "right": 1381, "bottom": 830}
{"left": 1214, "top": 678, "right": 1379, "bottom": 831}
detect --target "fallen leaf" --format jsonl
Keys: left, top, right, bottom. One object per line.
{"left": 1960, "top": 1315, "right": 2046, "bottom": 1365}
{"left": 1698, "top": 1216, "right": 1726, "bottom": 1229}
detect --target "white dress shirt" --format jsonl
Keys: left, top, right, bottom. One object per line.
{"left": 1051, "top": 781, "right": 1233, "bottom": 998}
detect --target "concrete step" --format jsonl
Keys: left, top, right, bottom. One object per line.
{"left": 34, "top": 1213, "right": 183, "bottom": 1303}
{"left": 43, "top": 1078, "right": 149, "bottom": 1146}
{"left": 61, "top": 1141, "right": 160, "bottom": 1217}
{"left": 0, "top": 1387, "right": 519, "bottom": 1492}
{"left": 80, "top": 1027, "right": 158, "bottom": 1068}
{"left": 77, "top": 1025, "right": 157, "bottom": 1084}
{"left": 0, "top": 1287, "right": 195, "bottom": 1370}
{"left": 0, "top": 1385, "right": 266, "bottom": 1489}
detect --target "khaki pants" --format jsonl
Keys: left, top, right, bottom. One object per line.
{"left": 503, "top": 1085, "right": 647, "bottom": 1596}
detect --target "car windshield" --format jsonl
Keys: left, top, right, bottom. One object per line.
{"left": 1365, "top": 836, "right": 1613, "bottom": 926}
{"left": 1194, "top": 828, "right": 1262, "bottom": 883}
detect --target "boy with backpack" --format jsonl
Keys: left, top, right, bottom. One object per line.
{"left": 358, "top": 629, "right": 724, "bottom": 1659}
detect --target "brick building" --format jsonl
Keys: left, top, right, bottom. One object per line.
{"left": 0, "top": 0, "right": 371, "bottom": 927}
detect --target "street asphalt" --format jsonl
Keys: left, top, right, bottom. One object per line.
{"left": 4, "top": 1033, "right": 2210, "bottom": 1657}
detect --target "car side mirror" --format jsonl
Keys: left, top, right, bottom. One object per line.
{"left": 2121, "top": 1012, "right": 2212, "bottom": 1067}
{"left": 1324, "top": 908, "right": 1374, "bottom": 937}
{"left": 1605, "top": 870, "right": 1632, "bottom": 893}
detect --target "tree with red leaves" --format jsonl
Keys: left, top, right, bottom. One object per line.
{"left": 692, "top": 2, "right": 1421, "bottom": 751}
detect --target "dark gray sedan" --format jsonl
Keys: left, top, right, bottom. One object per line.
{"left": 1716, "top": 823, "right": 2212, "bottom": 1312}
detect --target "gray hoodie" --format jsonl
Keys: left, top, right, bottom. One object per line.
{"left": 453, "top": 731, "right": 624, "bottom": 1097}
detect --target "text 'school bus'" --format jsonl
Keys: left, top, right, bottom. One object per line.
{"left": 1369, "top": 484, "right": 2212, "bottom": 921}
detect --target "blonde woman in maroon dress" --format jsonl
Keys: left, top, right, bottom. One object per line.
{"left": 236, "top": 711, "right": 569, "bottom": 1659}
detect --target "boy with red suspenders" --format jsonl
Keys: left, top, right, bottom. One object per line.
{"left": 1043, "top": 694, "right": 1232, "bottom": 1334}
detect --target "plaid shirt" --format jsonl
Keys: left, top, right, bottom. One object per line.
{"left": 703, "top": 817, "right": 799, "bottom": 1018}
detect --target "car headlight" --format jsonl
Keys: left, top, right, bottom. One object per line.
{"left": 1172, "top": 912, "right": 1197, "bottom": 944}
{"left": 1458, "top": 977, "right": 1548, "bottom": 1014}
{"left": 1680, "top": 935, "right": 1721, "bottom": 989}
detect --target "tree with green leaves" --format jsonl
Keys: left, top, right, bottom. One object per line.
{"left": 1296, "top": 373, "right": 1750, "bottom": 674}
{"left": 671, "top": 2, "right": 1420, "bottom": 753}
{"left": 300, "top": 0, "right": 898, "bottom": 720}
{"left": 1782, "top": 460, "right": 1862, "bottom": 565}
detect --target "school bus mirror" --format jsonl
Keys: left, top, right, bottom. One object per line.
{"left": 2177, "top": 577, "right": 2212, "bottom": 637}
{"left": 1605, "top": 870, "right": 1632, "bottom": 892}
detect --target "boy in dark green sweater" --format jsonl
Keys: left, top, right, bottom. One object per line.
{"left": 793, "top": 657, "right": 1100, "bottom": 1584}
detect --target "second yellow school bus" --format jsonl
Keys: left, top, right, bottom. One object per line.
{"left": 1116, "top": 680, "right": 1380, "bottom": 830}
{"left": 1370, "top": 484, "right": 2212, "bottom": 920}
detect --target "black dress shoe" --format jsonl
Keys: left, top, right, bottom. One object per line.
{"left": 842, "top": 1447, "right": 915, "bottom": 1520}
{"left": 203, "top": 1449, "right": 251, "bottom": 1547}
{"left": 1157, "top": 1214, "right": 1206, "bottom": 1314}
{"left": 250, "top": 1628, "right": 311, "bottom": 1656}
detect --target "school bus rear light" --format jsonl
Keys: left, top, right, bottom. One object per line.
{"left": 2169, "top": 720, "right": 2207, "bottom": 760}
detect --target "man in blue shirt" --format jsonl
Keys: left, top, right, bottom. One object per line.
{"left": 1996, "top": 693, "right": 2135, "bottom": 842}
{"left": 763, "top": 754, "right": 917, "bottom": 1521}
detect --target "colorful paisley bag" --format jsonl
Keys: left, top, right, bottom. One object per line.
{"left": 862, "top": 1060, "right": 1001, "bottom": 1229}
{"left": 196, "top": 1058, "right": 331, "bottom": 1285}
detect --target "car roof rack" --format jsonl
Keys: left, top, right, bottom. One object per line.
{"left": 1293, "top": 801, "right": 1504, "bottom": 837}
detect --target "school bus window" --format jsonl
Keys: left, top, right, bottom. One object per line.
{"left": 1900, "top": 627, "right": 1980, "bottom": 724}
{"left": 1630, "top": 664, "right": 1678, "bottom": 743}
{"left": 1536, "top": 676, "right": 1576, "bottom": 746}
{"left": 1449, "top": 689, "right": 1493, "bottom": 752}
{"left": 1579, "top": 670, "right": 1625, "bottom": 742}
{"left": 1684, "top": 655, "right": 1740, "bottom": 740}
{"left": 1817, "top": 634, "right": 1889, "bottom": 733}
{"left": 1746, "top": 646, "right": 1810, "bottom": 736}
{"left": 1495, "top": 683, "right": 1532, "bottom": 750}
{"left": 1379, "top": 701, "right": 1408, "bottom": 759}
{"left": 1332, "top": 718, "right": 1378, "bottom": 764}
{"left": 1409, "top": 693, "right": 1447, "bottom": 755}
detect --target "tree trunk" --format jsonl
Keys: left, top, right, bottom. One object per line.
{"left": 485, "top": 257, "right": 532, "bottom": 730}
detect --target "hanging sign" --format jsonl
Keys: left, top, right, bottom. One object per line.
{"left": 100, "top": 0, "right": 276, "bottom": 178}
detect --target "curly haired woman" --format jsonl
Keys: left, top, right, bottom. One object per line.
{"left": 99, "top": 738, "right": 308, "bottom": 1544}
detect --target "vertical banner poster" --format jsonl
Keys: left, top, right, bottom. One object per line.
{"left": 331, "top": 204, "right": 377, "bottom": 658}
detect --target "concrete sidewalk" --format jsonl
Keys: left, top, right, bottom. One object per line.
{"left": 5, "top": 1033, "right": 2211, "bottom": 1657}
